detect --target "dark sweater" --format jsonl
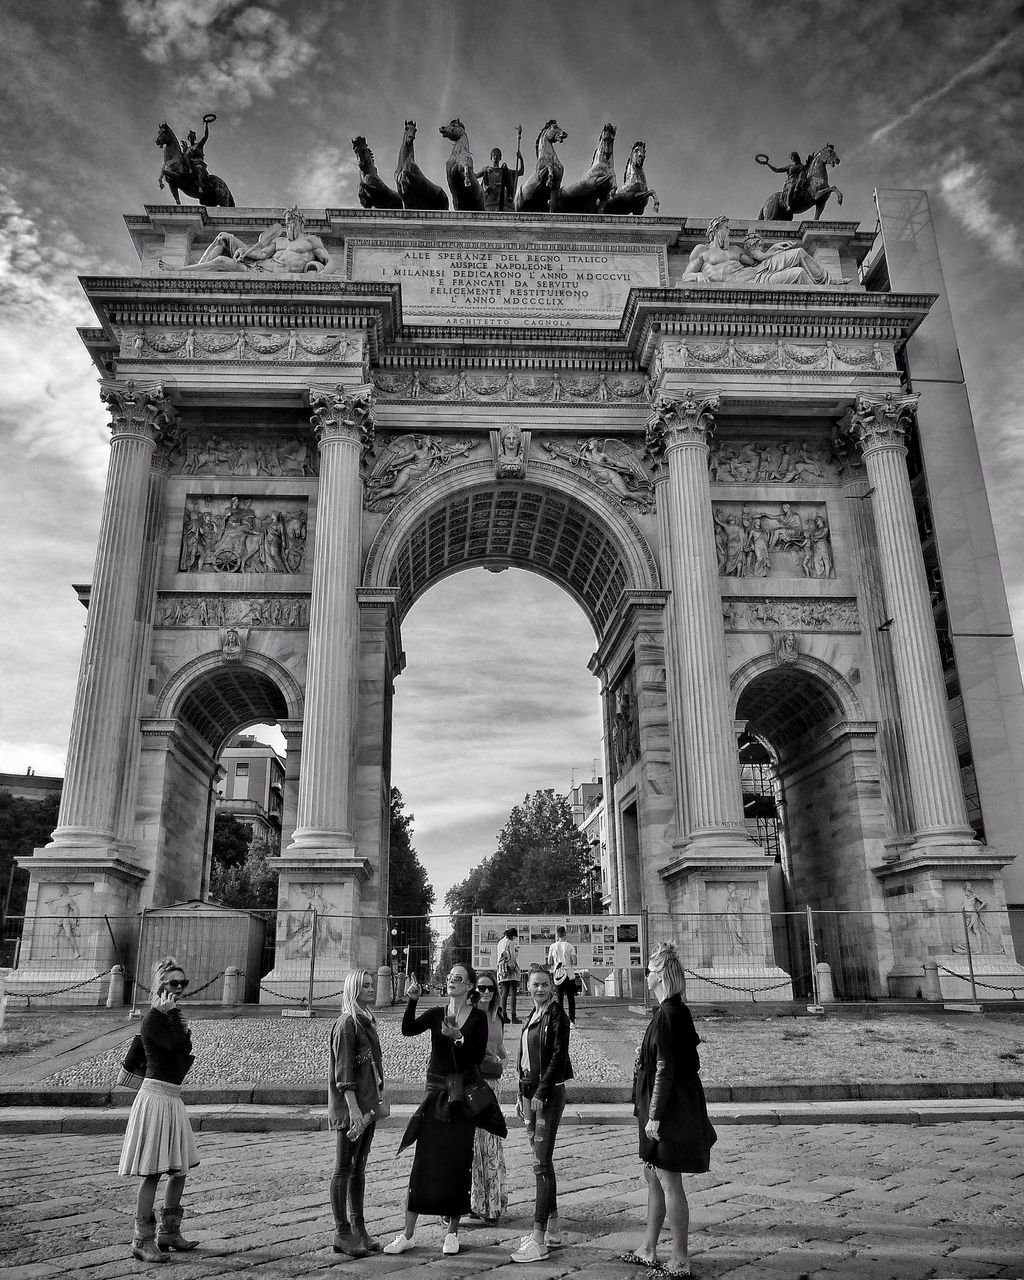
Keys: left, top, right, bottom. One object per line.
{"left": 141, "top": 1007, "right": 194, "bottom": 1085}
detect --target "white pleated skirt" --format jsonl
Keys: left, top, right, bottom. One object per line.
{"left": 118, "top": 1078, "right": 199, "bottom": 1177}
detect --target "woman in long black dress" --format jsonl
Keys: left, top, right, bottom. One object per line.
{"left": 624, "top": 941, "right": 716, "bottom": 1278}
{"left": 384, "top": 962, "right": 489, "bottom": 1258}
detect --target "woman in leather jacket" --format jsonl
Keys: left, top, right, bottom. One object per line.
{"left": 510, "top": 963, "right": 573, "bottom": 1264}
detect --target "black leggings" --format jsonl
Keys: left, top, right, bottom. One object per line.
{"left": 330, "top": 1122, "right": 375, "bottom": 1230}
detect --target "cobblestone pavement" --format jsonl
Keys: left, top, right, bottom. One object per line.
{"left": 2, "top": 1121, "right": 1022, "bottom": 1279}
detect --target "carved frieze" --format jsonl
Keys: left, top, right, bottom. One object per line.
{"left": 673, "top": 337, "right": 890, "bottom": 374}
{"left": 177, "top": 432, "right": 318, "bottom": 477}
{"left": 160, "top": 594, "right": 310, "bottom": 627}
{"left": 709, "top": 436, "right": 833, "bottom": 484}
{"left": 713, "top": 501, "right": 834, "bottom": 579}
{"left": 720, "top": 598, "right": 859, "bottom": 632}
{"left": 362, "top": 433, "right": 479, "bottom": 513}
{"left": 371, "top": 368, "right": 649, "bottom": 402}
{"left": 131, "top": 328, "right": 361, "bottom": 362}
{"left": 179, "top": 496, "right": 308, "bottom": 574}
{"left": 540, "top": 435, "right": 655, "bottom": 513}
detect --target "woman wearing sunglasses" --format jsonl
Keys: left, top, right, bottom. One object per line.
{"left": 118, "top": 956, "right": 200, "bottom": 1263}
{"left": 385, "top": 962, "right": 498, "bottom": 1257}
{"left": 470, "top": 971, "right": 508, "bottom": 1225}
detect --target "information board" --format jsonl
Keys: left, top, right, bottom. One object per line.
{"left": 348, "top": 241, "right": 666, "bottom": 329}
{"left": 473, "top": 914, "right": 645, "bottom": 975}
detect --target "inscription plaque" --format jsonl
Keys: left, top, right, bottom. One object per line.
{"left": 348, "top": 240, "right": 666, "bottom": 328}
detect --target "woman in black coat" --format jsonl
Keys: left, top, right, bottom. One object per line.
{"left": 624, "top": 941, "right": 716, "bottom": 1277}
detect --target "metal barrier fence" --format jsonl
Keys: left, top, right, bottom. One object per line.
{"left": 2, "top": 906, "right": 1021, "bottom": 1008}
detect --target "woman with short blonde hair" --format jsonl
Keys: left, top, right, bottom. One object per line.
{"left": 622, "top": 941, "right": 716, "bottom": 1277}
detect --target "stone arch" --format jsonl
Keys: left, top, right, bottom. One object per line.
{"left": 155, "top": 649, "right": 304, "bottom": 754}
{"left": 362, "top": 457, "right": 661, "bottom": 635}
{"left": 729, "top": 652, "right": 865, "bottom": 742}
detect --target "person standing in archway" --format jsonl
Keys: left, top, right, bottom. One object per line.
{"left": 497, "top": 926, "right": 521, "bottom": 1023}
{"left": 547, "top": 926, "right": 578, "bottom": 1026}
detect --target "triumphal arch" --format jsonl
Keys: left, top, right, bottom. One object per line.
{"left": 19, "top": 177, "right": 1024, "bottom": 1001}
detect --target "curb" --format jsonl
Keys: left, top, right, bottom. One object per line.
{"left": 3, "top": 1097, "right": 1024, "bottom": 1136}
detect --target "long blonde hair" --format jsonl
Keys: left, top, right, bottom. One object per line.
{"left": 648, "top": 941, "right": 686, "bottom": 998}
{"left": 340, "top": 968, "right": 374, "bottom": 1024}
{"left": 150, "top": 955, "right": 185, "bottom": 1007}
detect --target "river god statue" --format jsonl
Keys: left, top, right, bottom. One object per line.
{"left": 173, "top": 206, "right": 333, "bottom": 273}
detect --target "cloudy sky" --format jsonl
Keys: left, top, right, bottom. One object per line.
{"left": 1, "top": 0, "right": 1022, "bottom": 907}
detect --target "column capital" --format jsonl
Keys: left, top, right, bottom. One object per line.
{"left": 99, "top": 381, "right": 179, "bottom": 448}
{"left": 846, "top": 392, "right": 920, "bottom": 457}
{"left": 309, "top": 383, "right": 376, "bottom": 452}
{"left": 645, "top": 388, "right": 721, "bottom": 464}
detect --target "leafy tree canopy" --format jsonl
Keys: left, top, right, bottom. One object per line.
{"left": 209, "top": 825, "right": 279, "bottom": 911}
{"left": 445, "top": 788, "right": 596, "bottom": 918}
{"left": 0, "top": 789, "right": 60, "bottom": 918}
{"left": 388, "top": 787, "right": 435, "bottom": 918}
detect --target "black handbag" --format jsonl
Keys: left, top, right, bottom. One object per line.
{"left": 463, "top": 1077, "right": 498, "bottom": 1118}
{"left": 116, "top": 1034, "right": 146, "bottom": 1090}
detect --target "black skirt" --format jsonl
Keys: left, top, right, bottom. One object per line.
{"left": 636, "top": 1075, "right": 716, "bottom": 1173}
{"left": 405, "top": 1096, "right": 476, "bottom": 1215}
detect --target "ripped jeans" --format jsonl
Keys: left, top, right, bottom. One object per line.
{"left": 523, "top": 1083, "right": 565, "bottom": 1228}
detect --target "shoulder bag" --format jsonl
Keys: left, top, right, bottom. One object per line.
{"left": 115, "top": 1033, "right": 146, "bottom": 1091}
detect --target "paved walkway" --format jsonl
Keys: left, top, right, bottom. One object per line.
{"left": 2, "top": 1121, "right": 1022, "bottom": 1278}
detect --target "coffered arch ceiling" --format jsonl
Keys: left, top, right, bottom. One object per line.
{"left": 736, "top": 667, "right": 844, "bottom": 751}
{"left": 379, "top": 482, "right": 655, "bottom": 635}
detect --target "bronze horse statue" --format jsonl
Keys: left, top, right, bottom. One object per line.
{"left": 352, "top": 136, "right": 402, "bottom": 209}
{"left": 515, "top": 119, "right": 568, "bottom": 213}
{"left": 605, "top": 140, "right": 659, "bottom": 215}
{"left": 395, "top": 120, "right": 449, "bottom": 211}
{"left": 758, "top": 143, "right": 842, "bottom": 221}
{"left": 439, "top": 118, "right": 484, "bottom": 211}
{"left": 155, "top": 122, "right": 234, "bottom": 207}
{"left": 559, "top": 122, "right": 617, "bottom": 214}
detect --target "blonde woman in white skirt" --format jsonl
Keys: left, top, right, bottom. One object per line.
{"left": 118, "top": 956, "right": 200, "bottom": 1263}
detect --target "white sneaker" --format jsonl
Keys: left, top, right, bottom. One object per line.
{"left": 383, "top": 1233, "right": 416, "bottom": 1254}
{"left": 511, "top": 1237, "right": 549, "bottom": 1263}
{"left": 442, "top": 1232, "right": 459, "bottom": 1255}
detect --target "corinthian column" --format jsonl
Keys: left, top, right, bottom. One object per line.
{"left": 647, "top": 391, "right": 750, "bottom": 849}
{"left": 847, "top": 393, "right": 975, "bottom": 843}
{"left": 287, "top": 384, "right": 375, "bottom": 853}
{"left": 50, "top": 382, "right": 178, "bottom": 851}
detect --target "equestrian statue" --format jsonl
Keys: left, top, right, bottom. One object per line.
{"left": 352, "top": 135, "right": 402, "bottom": 209}
{"left": 515, "top": 119, "right": 568, "bottom": 213}
{"left": 559, "top": 121, "right": 617, "bottom": 214}
{"left": 756, "top": 143, "right": 842, "bottom": 221}
{"left": 395, "top": 119, "right": 449, "bottom": 211}
{"left": 604, "top": 140, "right": 659, "bottom": 215}
{"left": 155, "top": 115, "right": 234, "bottom": 207}
{"left": 439, "top": 118, "right": 485, "bottom": 211}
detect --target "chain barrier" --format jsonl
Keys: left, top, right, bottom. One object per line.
{"left": 257, "top": 980, "right": 308, "bottom": 1003}
{"left": 936, "top": 964, "right": 1023, "bottom": 998}
{"left": 681, "top": 966, "right": 802, "bottom": 999}
{"left": 5, "top": 971, "right": 109, "bottom": 1006}
{"left": 180, "top": 970, "right": 227, "bottom": 1000}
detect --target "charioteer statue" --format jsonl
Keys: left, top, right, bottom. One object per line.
{"left": 475, "top": 127, "right": 525, "bottom": 211}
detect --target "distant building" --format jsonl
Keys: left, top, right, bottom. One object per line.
{"left": 215, "top": 735, "right": 284, "bottom": 847}
{"left": 0, "top": 770, "right": 63, "bottom": 804}
{"left": 570, "top": 779, "right": 607, "bottom": 908}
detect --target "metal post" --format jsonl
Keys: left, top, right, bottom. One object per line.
{"left": 640, "top": 906, "right": 650, "bottom": 1007}
{"left": 128, "top": 908, "right": 147, "bottom": 1019}
{"left": 962, "top": 908, "right": 979, "bottom": 1004}
{"left": 806, "top": 905, "right": 823, "bottom": 1013}
{"left": 307, "top": 907, "right": 318, "bottom": 1011}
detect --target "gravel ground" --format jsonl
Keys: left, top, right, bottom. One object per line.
{"left": 35, "top": 1007, "right": 1024, "bottom": 1088}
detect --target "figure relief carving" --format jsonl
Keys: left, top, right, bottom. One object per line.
{"left": 362, "top": 433, "right": 479, "bottom": 513}
{"left": 770, "top": 629, "right": 799, "bottom": 665}
{"left": 946, "top": 880, "right": 1003, "bottom": 956}
{"left": 611, "top": 674, "right": 640, "bottom": 773}
{"left": 721, "top": 598, "right": 859, "bottom": 632}
{"left": 709, "top": 437, "right": 830, "bottom": 484}
{"left": 179, "top": 433, "right": 318, "bottom": 477}
{"left": 219, "top": 625, "right": 248, "bottom": 661}
{"left": 540, "top": 436, "right": 655, "bottom": 513}
{"left": 284, "top": 884, "right": 347, "bottom": 959}
{"left": 170, "top": 205, "right": 334, "bottom": 274}
{"left": 680, "top": 216, "right": 848, "bottom": 287}
{"left": 179, "top": 497, "right": 308, "bottom": 574}
{"left": 370, "top": 368, "right": 649, "bottom": 403}
{"left": 309, "top": 384, "right": 376, "bottom": 453}
{"left": 44, "top": 884, "right": 85, "bottom": 959}
{"left": 100, "top": 380, "right": 179, "bottom": 446}
{"left": 713, "top": 502, "right": 834, "bottom": 579}
{"left": 162, "top": 594, "right": 308, "bottom": 627}
{"left": 495, "top": 425, "right": 526, "bottom": 479}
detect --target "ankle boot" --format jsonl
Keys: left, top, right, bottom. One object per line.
{"left": 353, "top": 1217, "right": 381, "bottom": 1253}
{"left": 157, "top": 1205, "right": 197, "bottom": 1252}
{"left": 333, "top": 1226, "right": 369, "bottom": 1257}
{"left": 350, "top": 1170, "right": 380, "bottom": 1252}
{"left": 132, "top": 1215, "right": 170, "bottom": 1264}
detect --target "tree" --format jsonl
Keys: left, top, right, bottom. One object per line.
{"left": 210, "top": 811, "right": 252, "bottom": 870}
{"left": 0, "top": 789, "right": 60, "bottom": 919}
{"left": 209, "top": 828, "right": 279, "bottom": 910}
{"left": 445, "top": 789, "right": 595, "bottom": 920}
{"left": 388, "top": 788, "right": 435, "bottom": 917}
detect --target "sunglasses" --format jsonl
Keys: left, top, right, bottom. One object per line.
{"left": 477, "top": 985, "right": 496, "bottom": 993}
{"left": 165, "top": 978, "right": 189, "bottom": 990}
